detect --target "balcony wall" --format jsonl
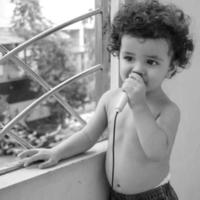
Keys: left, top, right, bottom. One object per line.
{"left": 162, "top": 0, "right": 200, "bottom": 199}
{"left": 0, "top": 141, "right": 109, "bottom": 200}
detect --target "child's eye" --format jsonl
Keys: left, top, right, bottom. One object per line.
{"left": 146, "top": 59, "right": 159, "bottom": 66}
{"left": 124, "top": 56, "right": 135, "bottom": 62}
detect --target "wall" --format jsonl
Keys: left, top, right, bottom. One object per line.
{"left": 162, "top": 0, "right": 200, "bottom": 199}
{"left": 0, "top": 141, "right": 109, "bottom": 200}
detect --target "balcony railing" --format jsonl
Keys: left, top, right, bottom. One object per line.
{"left": 0, "top": 8, "right": 104, "bottom": 155}
{"left": 0, "top": 1, "right": 112, "bottom": 178}
{"left": 0, "top": 1, "right": 111, "bottom": 199}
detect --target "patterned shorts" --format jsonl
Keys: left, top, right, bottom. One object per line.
{"left": 109, "top": 182, "right": 179, "bottom": 200}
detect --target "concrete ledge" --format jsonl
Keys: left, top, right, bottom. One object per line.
{"left": 0, "top": 141, "right": 109, "bottom": 200}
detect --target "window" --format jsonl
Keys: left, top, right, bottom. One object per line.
{"left": 0, "top": 0, "right": 111, "bottom": 173}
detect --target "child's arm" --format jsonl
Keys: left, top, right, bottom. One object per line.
{"left": 122, "top": 73, "right": 180, "bottom": 161}
{"left": 18, "top": 91, "right": 109, "bottom": 168}
{"left": 132, "top": 102, "right": 180, "bottom": 161}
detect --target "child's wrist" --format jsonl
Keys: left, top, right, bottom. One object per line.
{"left": 51, "top": 147, "right": 62, "bottom": 161}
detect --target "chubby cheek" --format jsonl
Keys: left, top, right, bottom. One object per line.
{"left": 119, "top": 66, "right": 129, "bottom": 81}
{"left": 120, "top": 71, "right": 126, "bottom": 81}
{"left": 146, "top": 74, "right": 166, "bottom": 90}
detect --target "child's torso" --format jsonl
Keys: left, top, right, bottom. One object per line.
{"left": 105, "top": 91, "right": 170, "bottom": 194}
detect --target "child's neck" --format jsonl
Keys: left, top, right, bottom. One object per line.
{"left": 146, "top": 87, "right": 165, "bottom": 102}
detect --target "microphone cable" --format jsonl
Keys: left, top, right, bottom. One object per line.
{"left": 110, "top": 110, "right": 120, "bottom": 200}
{"left": 109, "top": 72, "right": 144, "bottom": 199}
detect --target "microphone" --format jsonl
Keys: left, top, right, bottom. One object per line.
{"left": 115, "top": 71, "right": 144, "bottom": 113}
{"left": 115, "top": 91, "right": 128, "bottom": 112}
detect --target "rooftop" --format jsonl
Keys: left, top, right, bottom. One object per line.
{"left": 0, "top": 27, "right": 24, "bottom": 45}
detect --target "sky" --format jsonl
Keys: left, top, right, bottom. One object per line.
{"left": 0, "top": 0, "right": 95, "bottom": 28}
{"left": 40, "top": 0, "right": 94, "bottom": 24}
{"left": 0, "top": 0, "right": 15, "bottom": 27}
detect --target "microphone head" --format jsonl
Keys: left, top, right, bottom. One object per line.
{"left": 115, "top": 91, "right": 128, "bottom": 112}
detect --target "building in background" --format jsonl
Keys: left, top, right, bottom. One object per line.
{"left": 0, "top": 27, "right": 50, "bottom": 124}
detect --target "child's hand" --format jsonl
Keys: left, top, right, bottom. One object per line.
{"left": 18, "top": 148, "right": 59, "bottom": 169}
{"left": 122, "top": 72, "right": 146, "bottom": 107}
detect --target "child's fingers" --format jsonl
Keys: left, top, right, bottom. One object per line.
{"left": 23, "top": 154, "right": 45, "bottom": 167}
{"left": 18, "top": 149, "right": 38, "bottom": 158}
{"left": 39, "top": 159, "right": 56, "bottom": 169}
{"left": 129, "top": 72, "right": 144, "bottom": 83}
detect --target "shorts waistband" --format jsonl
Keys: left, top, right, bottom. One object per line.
{"left": 156, "top": 173, "right": 171, "bottom": 187}
{"left": 110, "top": 182, "right": 171, "bottom": 200}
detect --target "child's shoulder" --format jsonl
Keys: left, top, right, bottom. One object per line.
{"left": 101, "top": 88, "right": 121, "bottom": 101}
{"left": 99, "top": 89, "right": 121, "bottom": 108}
{"left": 158, "top": 94, "right": 180, "bottom": 122}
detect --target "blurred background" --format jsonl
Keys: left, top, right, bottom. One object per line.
{"left": 0, "top": 0, "right": 106, "bottom": 156}
{"left": 0, "top": 0, "right": 200, "bottom": 199}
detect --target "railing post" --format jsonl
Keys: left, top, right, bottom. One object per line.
{"left": 95, "top": 0, "right": 110, "bottom": 101}
{"left": 110, "top": 0, "right": 125, "bottom": 89}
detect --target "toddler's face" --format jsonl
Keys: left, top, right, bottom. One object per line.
{"left": 119, "top": 35, "right": 172, "bottom": 92}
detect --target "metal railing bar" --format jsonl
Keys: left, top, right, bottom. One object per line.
{"left": 0, "top": 64, "right": 102, "bottom": 139}
{"left": 0, "top": 45, "right": 86, "bottom": 126}
{"left": 7, "top": 131, "right": 34, "bottom": 149}
{"left": 0, "top": 122, "right": 33, "bottom": 149}
{"left": 0, "top": 8, "right": 102, "bottom": 64}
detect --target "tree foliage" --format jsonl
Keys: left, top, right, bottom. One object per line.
{"left": 0, "top": 0, "right": 92, "bottom": 156}
{"left": 11, "top": 0, "right": 49, "bottom": 37}
{"left": 10, "top": 0, "right": 88, "bottom": 125}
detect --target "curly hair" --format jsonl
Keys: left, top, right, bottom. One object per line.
{"left": 107, "top": 0, "right": 194, "bottom": 77}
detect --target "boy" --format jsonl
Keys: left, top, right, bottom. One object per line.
{"left": 19, "top": 0, "right": 194, "bottom": 199}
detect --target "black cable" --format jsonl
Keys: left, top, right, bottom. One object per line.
{"left": 110, "top": 110, "right": 119, "bottom": 200}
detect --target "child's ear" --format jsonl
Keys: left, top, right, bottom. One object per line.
{"left": 166, "top": 64, "right": 177, "bottom": 79}
{"left": 165, "top": 69, "right": 173, "bottom": 79}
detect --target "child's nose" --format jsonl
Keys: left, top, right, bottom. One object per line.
{"left": 130, "top": 62, "right": 146, "bottom": 77}
{"left": 131, "top": 70, "right": 144, "bottom": 79}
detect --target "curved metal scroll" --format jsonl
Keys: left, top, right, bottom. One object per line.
{"left": 0, "top": 8, "right": 103, "bottom": 125}
{"left": 0, "top": 64, "right": 102, "bottom": 140}
{"left": 0, "top": 9, "right": 102, "bottom": 64}
{"left": 0, "top": 45, "right": 86, "bottom": 126}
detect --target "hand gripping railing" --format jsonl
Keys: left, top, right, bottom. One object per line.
{"left": 0, "top": 64, "right": 102, "bottom": 142}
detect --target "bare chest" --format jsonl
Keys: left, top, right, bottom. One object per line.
{"left": 107, "top": 104, "right": 160, "bottom": 153}
{"left": 107, "top": 106, "right": 139, "bottom": 150}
